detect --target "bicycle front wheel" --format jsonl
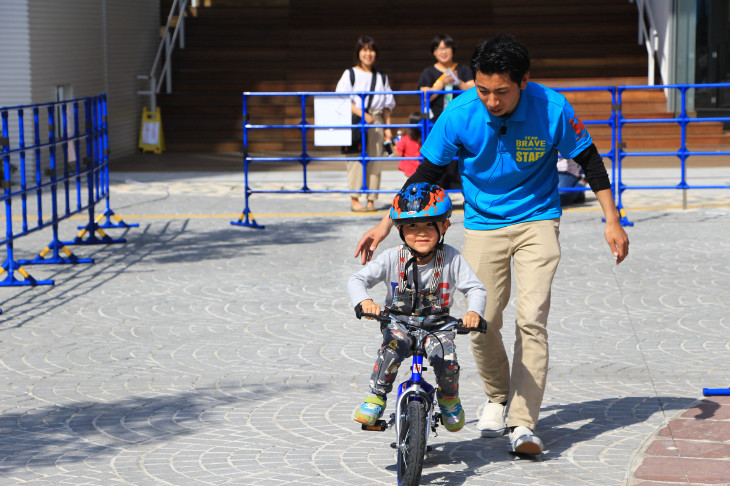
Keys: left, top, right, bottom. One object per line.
{"left": 396, "top": 400, "right": 427, "bottom": 486}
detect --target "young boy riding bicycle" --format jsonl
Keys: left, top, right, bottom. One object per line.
{"left": 348, "top": 182, "right": 486, "bottom": 432}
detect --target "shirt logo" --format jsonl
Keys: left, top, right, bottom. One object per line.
{"left": 570, "top": 114, "right": 588, "bottom": 140}
{"left": 515, "top": 136, "right": 546, "bottom": 162}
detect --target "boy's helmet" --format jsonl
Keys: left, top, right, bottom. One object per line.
{"left": 390, "top": 182, "right": 452, "bottom": 226}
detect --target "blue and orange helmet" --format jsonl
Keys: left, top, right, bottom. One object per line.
{"left": 389, "top": 182, "right": 452, "bottom": 226}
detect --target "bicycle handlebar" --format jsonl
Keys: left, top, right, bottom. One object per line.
{"left": 354, "top": 304, "right": 487, "bottom": 334}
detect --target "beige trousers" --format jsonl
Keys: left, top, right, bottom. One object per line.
{"left": 346, "top": 110, "right": 384, "bottom": 201}
{"left": 463, "top": 218, "right": 561, "bottom": 430}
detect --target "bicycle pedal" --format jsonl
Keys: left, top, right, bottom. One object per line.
{"left": 361, "top": 420, "right": 388, "bottom": 432}
{"left": 426, "top": 445, "right": 432, "bottom": 452}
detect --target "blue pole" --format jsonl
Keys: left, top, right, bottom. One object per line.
{"left": 95, "top": 95, "right": 137, "bottom": 229}
{"left": 18, "top": 108, "right": 28, "bottom": 232}
{"left": 62, "top": 102, "right": 71, "bottom": 216}
{"left": 74, "top": 101, "right": 82, "bottom": 211}
{"left": 300, "top": 94, "right": 310, "bottom": 192}
{"left": 232, "top": 91, "right": 263, "bottom": 228}
{"left": 615, "top": 86, "right": 633, "bottom": 227}
{"left": 33, "top": 107, "right": 43, "bottom": 225}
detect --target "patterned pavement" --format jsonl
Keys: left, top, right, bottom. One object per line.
{"left": 0, "top": 166, "right": 728, "bottom": 485}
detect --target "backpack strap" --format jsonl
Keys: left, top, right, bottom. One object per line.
{"left": 349, "top": 67, "right": 380, "bottom": 113}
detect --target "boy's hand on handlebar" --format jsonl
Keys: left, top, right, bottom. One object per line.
{"left": 355, "top": 216, "right": 393, "bottom": 265}
{"left": 359, "top": 299, "right": 381, "bottom": 320}
{"left": 461, "top": 311, "right": 481, "bottom": 328}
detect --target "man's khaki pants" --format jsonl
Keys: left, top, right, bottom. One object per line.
{"left": 463, "top": 218, "right": 560, "bottom": 430}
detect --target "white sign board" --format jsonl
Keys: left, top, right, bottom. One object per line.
{"left": 141, "top": 121, "right": 160, "bottom": 145}
{"left": 314, "top": 95, "right": 352, "bottom": 146}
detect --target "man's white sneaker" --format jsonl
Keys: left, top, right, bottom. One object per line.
{"left": 508, "top": 426, "right": 543, "bottom": 455}
{"left": 476, "top": 401, "right": 507, "bottom": 437}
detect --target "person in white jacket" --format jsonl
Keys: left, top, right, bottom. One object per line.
{"left": 349, "top": 183, "right": 486, "bottom": 433}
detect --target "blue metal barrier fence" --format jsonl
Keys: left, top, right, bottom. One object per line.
{"left": 0, "top": 94, "right": 136, "bottom": 297}
{"left": 615, "top": 83, "right": 730, "bottom": 225}
{"left": 233, "top": 83, "right": 730, "bottom": 229}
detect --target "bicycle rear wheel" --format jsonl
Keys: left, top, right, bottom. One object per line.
{"left": 396, "top": 400, "right": 427, "bottom": 486}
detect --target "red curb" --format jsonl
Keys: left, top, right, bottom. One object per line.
{"left": 634, "top": 456, "right": 730, "bottom": 484}
{"left": 645, "top": 439, "right": 730, "bottom": 459}
{"left": 630, "top": 397, "right": 730, "bottom": 484}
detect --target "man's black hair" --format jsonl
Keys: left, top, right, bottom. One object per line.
{"left": 470, "top": 33, "right": 530, "bottom": 84}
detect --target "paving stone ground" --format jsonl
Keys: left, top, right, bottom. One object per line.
{"left": 0, "top": 165, "right": 728, "bottom": 485}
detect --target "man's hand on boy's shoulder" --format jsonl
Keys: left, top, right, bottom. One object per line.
{"left": 461, "top": 311, "right": 481, "bottom": 328}
{"left": 359, "top": 299, "right": 381, "bottom": 320}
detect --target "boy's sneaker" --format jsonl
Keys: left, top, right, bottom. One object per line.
{"left": 438, "top": 397, "right": 465, "bottom": 432}
{"left": 508, "top": 426, "right": 544, "bottom": 455}
{"left": 476, "top": 400, "right": 507, "bottom": 437}
{"left": 353, "top": 394, "right": 386, "bottom": 426}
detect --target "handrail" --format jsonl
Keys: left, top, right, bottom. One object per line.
{"left": 137, "top": 0, "right": 189, "bottom": 111}
{"left": 631, "top": 0, "right": 661, "bottom": 85}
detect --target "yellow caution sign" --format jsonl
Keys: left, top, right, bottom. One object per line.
{"left": 138, "top": 106, "right": 165, "bottom": 153}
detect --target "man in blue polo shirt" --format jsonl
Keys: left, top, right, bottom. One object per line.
{"left": 355, "top": 34, "right": 629, "bottom": 456}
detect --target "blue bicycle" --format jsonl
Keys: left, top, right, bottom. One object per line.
{"left": 356, "top": 308, "right": 486, "bottom": 486}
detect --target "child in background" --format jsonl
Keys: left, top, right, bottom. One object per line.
{"left": 557, "top": 156, "right": 587, "bottom": 205}
{"left": 396, "top": 112, "right": 423, "bottom": 178}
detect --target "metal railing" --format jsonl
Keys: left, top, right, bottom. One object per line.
{"left": 137, "top": 0, "right": 189, "bottom": 111}
{"left": 631, "top": 0, "right": 662, "bottom": 85}
{"left": 233, "top": 83, "right": 730, "bottom": 229}
{"left": 232, "top": 87, "right": 622, "bottom": 229}
{"left": 615, "top": 83, "right": 730, "bottom": 224}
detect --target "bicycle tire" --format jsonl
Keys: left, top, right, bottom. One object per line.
{"left": 396, "top": 400, "right": 427, "bottom": 486}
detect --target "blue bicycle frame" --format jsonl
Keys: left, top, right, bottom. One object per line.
{"left": 393, "top": 319, "right": 440, "bottom": 442}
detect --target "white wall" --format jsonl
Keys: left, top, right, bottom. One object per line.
{"left": 28, "top": 1, "right": 105, "bottom": 103}
{"left": 103, "top": 0, "right": 161, "bottom": 158}
{"left": 0, "top": 0, "right": 32, "bottom": 108}
{"left": 1, "top": 0, "right": 159, "bottom": 160}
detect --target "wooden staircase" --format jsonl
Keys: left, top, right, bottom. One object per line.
{"left": 158, "top": 0, "right": 730, "bottom": 154}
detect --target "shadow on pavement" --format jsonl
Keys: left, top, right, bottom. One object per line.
{"left": 0, "top": 383, "right": 323, "bottom": 474}
{"left": 384, "top": 395, "right": 697, "bottom": 486}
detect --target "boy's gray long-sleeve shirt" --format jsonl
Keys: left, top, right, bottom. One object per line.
{"left": 348, "top": 244, "right": 487, "bottom": 316}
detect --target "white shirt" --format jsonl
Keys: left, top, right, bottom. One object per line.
{"left": 557, "top": 157, "right": 583, "bottom": 178}
{"left": 335, "top": 67, "right": 396, "bottom": 112}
